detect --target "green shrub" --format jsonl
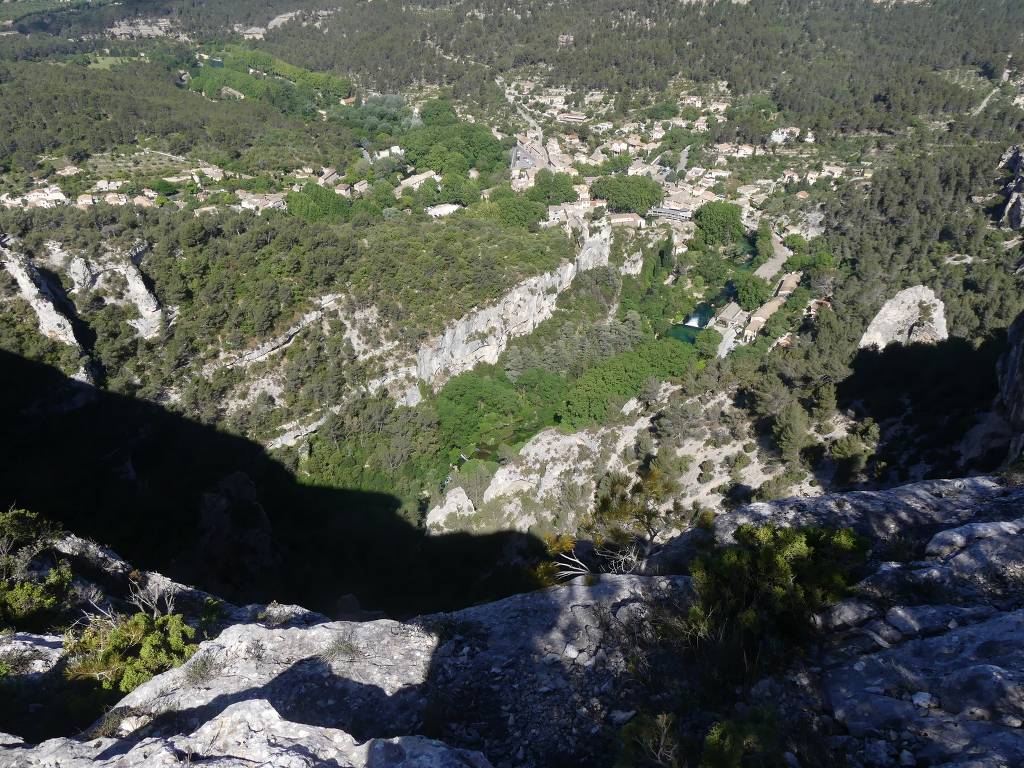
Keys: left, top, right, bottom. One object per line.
{"left": 585, "top": 465, "right": 681, "bottom": 550}
{"left": 731, "top": 272, "right": 773, "bottom": 312}
{"left": 0, "top": 509, "right": 72, "bottom": 632}
{"left": 560, "top": 339, "right": 696, "bottom": 428}
{"left": 2, "top": 564, "right": 72, "bottom": 629}
{"left": 287, "top": 181, "right": 352, "bottom": 223}
{"left": 700, "top": 708, "right": 783, "bottom": 768}
{"left": 591, "top": 175, "right": 663, "bottom": 214}
{"left": 694, "top": 202, "right": 745, "bottom": 247}
{"left": 615, "top": 712, "right": 680, "bottom": 768}
{"left": 679, "top": 525, "right": 866, "bottom": 684}
{"left": 183, "top": 651, "right": 218, "bottom": 686}
{"left": 694, "top": 327, "right": 723, "bottom": 359}
{"left": 197, "top": 597, "right": 225, "bottom": 640}
{"left": 753, "top": 467, "right": 805, "bottom": 502}
{"left": 66, "top": 613, "right": 197, "bottom": 694}
{"left": 525, "top": 169, "right": 578, "bottom": 206}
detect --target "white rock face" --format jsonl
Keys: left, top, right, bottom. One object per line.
{"left": 484, "top": 419, "right": 644, "bottom": 508}
{"left": 1, "top": 248, "right": 80, "bottom": 349}
{"left": 366, "top": 225, "right": 611, "bottom": 408}
{"left": 859, "top": 285, "right": 948, "bottom": 350}
{"left": 39, "top": 242, "right": 164, "bottom": 340}
{"left": 428, "top": 412, "right": 650, "bottom": 534}
{"left": 414, "top": 226, "right": 611, "bottom": 390}
{"left": 2, "top": 574, "right": 685, "bottom": 768}
{"left": 121, "top": 264, "right": 162, "bottom": 339}
{"left": 620, "top": 249, "right": 644, "bottom": 276}
{"left": 0, "top": 699, "right": 493, "bottom": 767}
{"left": 425, "top": 486, "right": 477, "bottom": 531}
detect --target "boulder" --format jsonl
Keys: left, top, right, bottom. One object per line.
{"left": 858, "top": 286, "right": 948, "bottom": 351}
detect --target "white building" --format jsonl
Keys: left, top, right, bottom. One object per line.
{"left": 608, "top": 212, "right": 645, "bottom": 229}
{"left": 426, "top": 203, "right": 462, "bottom": 218}
{"left": 24, "top": 186, "right": 69, "bottom": 209}
{"left": 395, "top": 170, "right": 440, "bottom": 198}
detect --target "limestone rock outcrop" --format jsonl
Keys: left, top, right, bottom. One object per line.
{"left": 413, "top": 225, "right": 611, "bottom": 393}
{"left": 858, "top": 285, "right": 948, "bottom": 350}
{"left": 43, "top": 242, "right": 164, "bottom": 340}
{"left": 6, "top": 475, "right": 1024, "bottom": 768}
{"left": 653, "top": 476, "right": 1024, "bottom": 768}
{"left": 268, "top": 226, "right": 611, "bottom": 445}
{"left": 1, "top": 574, "right": 687, "bottom": 768}
{"left": 1000, "top": 145, "right": 1024, "bottom": 230}
{"left": 1, "top": 247, "right": 81, "bottom": 351}
{"left": 2, "top": 699, "right": 494, "bottom": 768}
{"left": 424, "top": 485, "right": 477, "bottom": 530}
{"left": 427, "top": 412, "right": 651, "bottom": 534}
{"left": 0, "top": 633, "right": 64, "bottom": 678}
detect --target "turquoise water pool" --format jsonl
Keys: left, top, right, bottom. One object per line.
{"left": 667, "top": 303, "right": 714, "bottom": 343}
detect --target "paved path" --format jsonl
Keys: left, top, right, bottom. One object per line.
{"left": 754, "top": 231, "right": 791, "bottom": 281}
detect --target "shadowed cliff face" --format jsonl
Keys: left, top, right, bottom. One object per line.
{"left": 998, "top": 312, "right": 1024, "bottom": 464}
{"left": 0, "top": 350, "right": 545, "bottom": 616}
{"left": 840, "top": 334, "right": 1007, "bottom": 476}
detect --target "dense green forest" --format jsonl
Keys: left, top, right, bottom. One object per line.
{"left": 257, "top": 0, "right": 1024, "bottom": 136}
{"left": 0, "top": 58, "right": 356, "bottom": 172}
{"left": 12, "top": 0, "right": 1023, "bottom": 140}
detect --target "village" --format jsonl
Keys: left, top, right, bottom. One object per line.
{"left": 495, "top": 78, "right": 854, "bottom": 355}
{"left": 0, "top": 68, "right": 865, "bottom": 357}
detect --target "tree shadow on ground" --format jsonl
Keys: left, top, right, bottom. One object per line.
{"left": 0, "top": 350, "right": 545, "bottom": 617}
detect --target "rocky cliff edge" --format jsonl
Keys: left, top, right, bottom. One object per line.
{"left": 3, "top": 476, "right": 1024, "bottom": 767}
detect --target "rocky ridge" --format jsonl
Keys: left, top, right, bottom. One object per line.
{"left": 1, "top": 247, "right": 81, "bottom": 351}
{"left": 427, "top": 402, "right": 651, "bottom": 534}
{"left": 1, "top": 239, "right": 168, "bottom": 383}
{"left": 41, "top": 241, "right": 164, "bottom": 340}
{"left": 413, "top": 225, "right": 611, "bottom": 391}
{"left": 5, "top": 476, "right": 1024, "bottom": 767}
{"left": 427, "top": 390, "right": 816, "bottom": 537}
{"left": 2, "top": 574, "right": 687, "bottom": 768}
{"left": 655, "top": 476, "right": 1024, "bottom": 768}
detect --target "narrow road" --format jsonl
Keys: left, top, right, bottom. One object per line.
{"left": 754, "top": 231, "right": 792, "bottom": 281}
{"left": 972, "top": 54, "right": 1013, "bottom": 117}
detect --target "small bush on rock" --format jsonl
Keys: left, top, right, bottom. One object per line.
{"left": 699, "top": 708, "right": 783, "bottom": 768}
{"left": 678, "top": 524, "right": 866, "bottom": 684}
{"left": 0, "top": 508, "right": 72, "bottom": 632}
{"left": 66, "top": 612, "right": 197, "bottom": 693}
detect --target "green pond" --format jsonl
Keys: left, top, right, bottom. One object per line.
{"left": 667, "top": 303, "right": 714, "bottom": 344}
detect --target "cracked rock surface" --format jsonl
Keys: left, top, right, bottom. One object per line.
{"left": 701, "top": 477, "right": 1024, "bottom": 768}
{"left": 4, "top": 477, "right": 1024, "bottom": 767}
{"left": 1, "top": 575, "right": 686, "bottom": 768}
